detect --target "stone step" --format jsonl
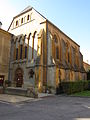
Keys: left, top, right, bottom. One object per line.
{"left": 4, "top": 87, "right": 38, "bottom": 98}
{"left": 4, "top": 87, "right": 27, "bottom": 96}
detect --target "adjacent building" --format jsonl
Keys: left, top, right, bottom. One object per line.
{"left": 8, "top": 6, "right": 86, "bottom": 92}
{"left": 83, "top": 62, "right": 90, "bottom": 80}
{"left": 83, "top": 62, "right": 90, "bottom": 72}
{"left": 0, "top": 28, "right": 11, "bottom": 86}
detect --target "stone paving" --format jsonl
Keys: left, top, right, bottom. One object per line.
{"left": 0, "top": 94, "right": 34, "bottom": 103}
{"left": 0, "top": 93, "right": 53, "bottom": 103}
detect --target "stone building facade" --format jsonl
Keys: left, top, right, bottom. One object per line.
{"left": 83, "top": 62, "right": 90, "bottom": 80}
{"left": 83, "top": 62, "right": 90, "bottom": 72}
{"left": 8, "top": 6, "right": 86, "bottom": 92}
{"left": 0, "top": 28, "right": 11, "bottom": 86}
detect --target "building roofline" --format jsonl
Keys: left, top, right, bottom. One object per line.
{"left": 8, "top": 6, "right": 80, "bottom": 47}
{"left": 83, "top": 61, "right": 90, "bottom": 66}
{"left": 8, "top": 18, "right": 14, "bottom": 31}
{"left": 14, "top": 7, "right": 33, "bottom": 19}
{"left": 46, "top": 20, "right": 80, "bottom": 47}
{"left": 33, "top": 9, "right": 80, "bottom": 47}
{"left": 8, "top": 6, "right": 33, "bottom": 31}
{"left": 0, "top": 28, "right": 12, "bottom": 35}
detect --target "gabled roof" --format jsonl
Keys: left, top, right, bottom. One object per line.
{"left": 0, "top": 28, "right": 12, "bottom": 35}
{"left": 14, "top": 6, "right": 33, "bottom": 19}
{"left": 8, "top": 6, "right": 33, "bottom": 31}
{"left": 20, "top": 6, "right": 32, "bottom": 14}
{"left": 8, "top": 6, "right": 80, "bottom": 47}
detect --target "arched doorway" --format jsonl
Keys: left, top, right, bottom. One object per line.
{"left": 15, "top": 68, "right": 23, "bottom": 87}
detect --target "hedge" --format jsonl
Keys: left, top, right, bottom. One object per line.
{"left": 58, "top": 80, "right": 90, "bottom": 94}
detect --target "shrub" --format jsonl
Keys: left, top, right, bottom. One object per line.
{"left": 87, "top": 80, "right": 90, "bottom": 90}
{"left": 61, "top": 80, "right": 89, "bottom": 94}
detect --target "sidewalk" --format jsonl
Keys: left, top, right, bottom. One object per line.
{"left": 38, "top": 93, "right": 54, "bottom": 98}
{"left": 0, "top": 93, "right": 54, "bottom": 103}
{"left": 0, "top": 94, "right": 34, "bottom": 103}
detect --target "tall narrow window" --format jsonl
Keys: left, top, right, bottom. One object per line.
{"left": 68, "top": 51, "right": 70, "bottom": 63}
{"left": 56, "top": 47, "right": 59, "bottom": 59}
{"left": 27, "top": 15, "right": 29, "bottom": 21}
{"left": 21, "top": 18, "right": 23, "bottom": 24}
{"left": 16, "top": 20, "right": 18, "bottom": 26}
{"left": 16, "top": 48, "right": 18, "bottom": 60}
{"left": 20, "top": 45, "right": 23, "bottom": 59}
{"left": 25, "top": 46, "right": 27, "bottom": 58}
{"left": 53, "top": 35, "right": 59, "bottom": 60}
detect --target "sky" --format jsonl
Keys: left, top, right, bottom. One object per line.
{"left": 0, "top": 0, "right": 90, "bottom": 64}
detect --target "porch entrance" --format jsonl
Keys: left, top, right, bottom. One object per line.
{"left": 15, "top": 68, "right": 23, "bottom": 87}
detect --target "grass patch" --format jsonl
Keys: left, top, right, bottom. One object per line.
{"left": 71, "top": 90, "right": 90, "bottom": 97}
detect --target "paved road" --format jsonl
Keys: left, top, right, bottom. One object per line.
{"left": 0, "top": 96, "right": 90, "bottom": 120}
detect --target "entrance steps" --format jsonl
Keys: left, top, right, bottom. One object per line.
{"left": 4, "top": 87, "right": 38, "bottom": 98}
{"left": 4, "top": 87, "right": 27, "bottom": 96}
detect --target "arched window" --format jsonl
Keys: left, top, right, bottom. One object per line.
{"left": 56, "top": 46, "right": 59, "bottom": 59}
{"left": 27, "top": 15, "right": 29, "bottom": 21}
{"left": 53, "top": 35, "right": 59, "bottom": 60}
{"left": 54, "top": 35, "right": 58, "bottom": 43}
{"left": 16, "top": 48, "right": 18, "bottom": 60}
{"left": 16, "top": 20, "right": 18, "bottom": 26}
{"left": 68, "top": 50, "right": 70, "bottom": 63}
{"left": 21, "top": 18, "right": 23, "bottom": 24}
{"left": 20, "top": 45, "right": 23, "bottom": 59}
{"left": 33, "top": 31, "right": 37, "bottom": 59}
{"left": 25, "top": 46, "right": 27, "bottom": 59}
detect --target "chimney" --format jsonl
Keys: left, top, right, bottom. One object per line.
{"left": 0, "top": 21, "right": 2, "bottom": 28}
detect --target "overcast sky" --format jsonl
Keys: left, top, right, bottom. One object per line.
{"left": 0, "top": 0, "right": 90, "bottom": 64}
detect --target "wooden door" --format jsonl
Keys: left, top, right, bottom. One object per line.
{"left": 15, "top": 68, "right": 23, "bottom": 87}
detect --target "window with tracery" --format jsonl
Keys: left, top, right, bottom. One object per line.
{"left": 53, "top": 35, "right": 59, "bottom": 60}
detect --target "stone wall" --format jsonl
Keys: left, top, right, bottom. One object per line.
{"left": 0, "top": 29, "right": 11, "bottom": 80}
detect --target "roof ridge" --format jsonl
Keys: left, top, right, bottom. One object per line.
{"left": 20, "top": 5, "right": 32, "bottom": 14}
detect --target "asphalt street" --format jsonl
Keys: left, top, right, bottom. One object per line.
{"left": 0, "top": 96, "right": 90, "bottom": 120}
